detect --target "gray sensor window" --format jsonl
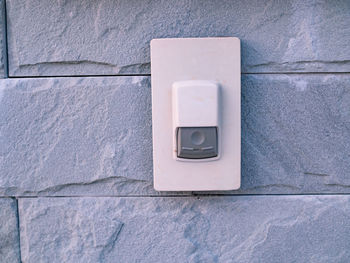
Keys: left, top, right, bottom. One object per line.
{"left": 177, "top": 127, "right": 218, "bottom": 159}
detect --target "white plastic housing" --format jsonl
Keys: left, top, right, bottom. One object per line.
{"left": 172, "top": 80, "right": 219, "bottom": 128}
{"left": 172, "top": 80, "right": 220, "bottom": 161}
{"left": 151, "top": 37, "right": 241, "bottom": 191}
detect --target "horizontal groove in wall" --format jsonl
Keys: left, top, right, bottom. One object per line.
{"left": 5, "top": 193, "right": 350, "bottom": 198}
{"left": 6, "top": 71, "right": 350, "bottom": 79}
{"left": 242, "top": 72, "right": 350, "bottom": 75}
{"left": 8, "top": 74, "right": 152, "bottom": 78}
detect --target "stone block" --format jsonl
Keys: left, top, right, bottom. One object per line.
{"left": 1, "top": 75, "right": 350, "bottom": 195}
{"left": 0, "top": 77, "right": 155, "bottom": 196}
{"left": 7, "top": 0, "right": 350, "bottom": 76}
{"left": 0, "top": 198, "right": 20, "bottom": 262}
{"left": 240, "top": 74, "right": 350, "bottom": 194}
{"left": 18, "top": 196, "right": 350, "bottom": 262}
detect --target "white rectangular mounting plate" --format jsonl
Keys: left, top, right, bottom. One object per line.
{"left": 151, "top": 37, "right": 241, "bottom": 191}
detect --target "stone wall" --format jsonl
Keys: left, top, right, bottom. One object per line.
{"left": 1, "top": 0, "right": 350, "bottom": 262}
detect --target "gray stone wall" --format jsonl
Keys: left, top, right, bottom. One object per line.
{"left": 1, "top": 0, "right": 350, "bottom": 262}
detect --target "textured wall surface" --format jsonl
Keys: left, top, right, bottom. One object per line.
{"left": 6, "top": 0, "right": 350, "bottom": 76}
{"left": 0, "top": 77, "right": 154, "bottom": 196}
{"left": 1, "top": 75, "right": 350, "bottom": 196}
{"left": 1, "top": 0, "right": 350, "bottom": 262}
{"left": 18, "top": 196, "right": 350, "bottom": 263}
{"left": 0, "top": 198, "right": 20, "bottom": 262}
